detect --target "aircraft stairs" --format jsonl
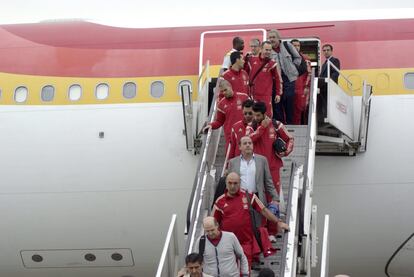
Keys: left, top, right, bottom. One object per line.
{"left": 155, "top": 58, "right": 374, "bottom": 276}
{"left": 180, "top": 65, "right": 320, "bottom": 277}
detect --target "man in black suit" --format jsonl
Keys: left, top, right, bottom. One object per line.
{"left": 320, "top": 44, "right": 340, "bottom": 83}
{"left": 318, "top": 44, "right": 341, "bottom": 124}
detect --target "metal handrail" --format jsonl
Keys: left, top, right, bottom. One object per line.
{"left": 185, "top": 71, "right": 220, "bottom": 258}
{"left": 199, "top": 28, "right": 267, "bottom": 77}
{"left": 155, "top": 214, "right": 178, "bottom": 277}
{"left": 299, "top": 69, "right": 317, "bottom": 237}
{"left": 327, "top": 59, "right": 352, "bottom": 87}
{"left": 320, "top": 215, "right": 330, "bottom": 277}
{"left": 280, "top": 163, "right": 301, "bottom": 276}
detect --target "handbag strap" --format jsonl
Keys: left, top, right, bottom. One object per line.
{"left": 250, "top": 59, "right": 270, "bottom": 86}
{"left": 245, "top": 192, "right": 263, "bottom": 251}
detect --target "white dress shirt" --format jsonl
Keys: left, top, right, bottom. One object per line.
{"left": 240, "top": 155, "right": 256, "bottom": 193}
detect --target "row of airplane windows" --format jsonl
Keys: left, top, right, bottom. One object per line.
{"left": 0, "top": 80, "right": 193, "bottom": 103}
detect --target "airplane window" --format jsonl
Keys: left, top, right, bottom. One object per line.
{"left": 41, "top": 85, "right": 55, "bottom": 102}
{"left": 150, "top": 81, "right": 164, "bottom": 98}
{"left": 404, "top": 73, "right": 414, "bottom": 90}
{"left": 96, "top": 83, "right": 109, "bottom": 100}
{"left": 123, "top": 82, "right": 137, "bottom": 99}
{"left": 178, "top": 80, "right": 192, "bottom": 96}
{"left": 68, "top": 84, "right": 82, "bottom": 101}
{"left": 14, "top": 86, "right": 28, "bottom": 103}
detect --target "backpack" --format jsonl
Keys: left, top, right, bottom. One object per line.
{"left": 198, "top": 235, "right": 206, "bottom": 256}
{"left": 283, "top": 41, "right": 307, "bottom": 76}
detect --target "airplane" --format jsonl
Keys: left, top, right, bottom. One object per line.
{"left": 0, "top": 18, "right": 413, "bottom": 277}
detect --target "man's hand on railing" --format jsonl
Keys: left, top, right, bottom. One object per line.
{"left": 278, "top": 221, "right": 290, "bottom": 232}
{"left": 202, "top": 123, "right": 212, "bottom": 134}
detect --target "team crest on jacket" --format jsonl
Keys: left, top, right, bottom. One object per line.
{"left": 242, "top": 197, "right": 248, "bottom": 203}
{"left": 269, "top": 127, "right": 275, "bottom": 139}
{"left": 232, "top": 77, "right": 235, "bottom": 80}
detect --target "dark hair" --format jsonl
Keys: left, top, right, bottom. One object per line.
{"left": 185, "top": 253, "right": 203, "bottom": 265}
{"left": 242, "top": 99, "right": 254, "bottom": 108}
{"left": 230, "top": 51, "right": 243, "bottom": 65}
{"left": 322, "top": 44, "right": 333, "bottom": 51}
{"left": 233, "top": 37, "right": 244, "bottom": 48}
{"left": 252, "top": 101, "right": 266, "bottom": 114}
{"left": 290, "top": 39, "right": 300, "bottom": 44}
{"left": 261, "top": 40, "right": 272, "bottom": 48}
{"left": 258, "top": 268, "right": 275, "bottom": 277}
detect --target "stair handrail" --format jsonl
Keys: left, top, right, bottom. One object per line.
{"left": 185, "top": 71, "right": 222, "bottom": 260}
{"left": 280, "top": 163, "right": 302, "bottom": 276}
{"left": 156, "top": 214, "right": 179, "bottom": 277}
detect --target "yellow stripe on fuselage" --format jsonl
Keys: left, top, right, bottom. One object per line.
{"left": 0, "top": 66, "right": 413, "bottom": 105}
{"left": 0, "top": 73, "right": 198, "bottom": 105}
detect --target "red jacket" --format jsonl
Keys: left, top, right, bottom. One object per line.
{"left": 210, "top": 92, "right": 249, "bottom": 144}
{"left": 223, "top": 68, "right": 250, "bottom": 96}
{"left": 246, "top": 56, "right": 282, "bottom": 99}
{"left": 295, "top": 53, "right": 311, "bottom": 93}
{"left": 213, "top": 189, "right": 265, "bottom": 246}
{"left": 247, "top": 121, "right": 294, "bottom": 170}
{"left": 228, "top": 119, "right": 253, "bottom": 159}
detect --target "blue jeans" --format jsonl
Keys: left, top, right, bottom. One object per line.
{"left": 273, "top": 74, "right": 295, "bottom": 124}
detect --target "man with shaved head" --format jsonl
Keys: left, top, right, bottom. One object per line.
{"left": 196, "top": 216, "right": 249, "bottom": 277}
{"left": 212, "top": 172, "right": 289, "bottom": 268}
{"left": 203, "top": 80, "right": 249, "bottom": 150}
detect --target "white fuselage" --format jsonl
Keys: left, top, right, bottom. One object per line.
{"left": 313, "top": 95, "right": 414, "bottom": 277}
{"left": 0, "top": 95, "right": 413, "bottom": 277}
{"left": 0, "top": 103, "right": 198, "bottom": 277}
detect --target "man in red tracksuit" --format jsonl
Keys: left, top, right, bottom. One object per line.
{"left": 245, "top": 41, "right": 282, "bottom": 118}
{"left": 223, "top": 51, "right": 250, "bottom": 97}
{"left": 247, "top": 101, "right": 294, "bottom": 194}
{"left": 228, "top": 99, "right": 254, "bottom": 159}
{"left": 213, "top": 172, "right": 289, "bottom": 268}
{"left": 291, "top": 39, "right": 311, "bottom": 125}
{"left": 203, "top": 80, "right": 249, "bottom": 151}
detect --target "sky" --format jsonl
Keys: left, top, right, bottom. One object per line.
{"left": 1, "top": 0, "right": 414, "bottom": 27}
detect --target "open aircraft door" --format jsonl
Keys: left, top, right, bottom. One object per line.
{"left": 182, "top": 28, "right": 267, "bottom": 153}
{"left": 317, "top": 60, "right": 372, "bottom": 155}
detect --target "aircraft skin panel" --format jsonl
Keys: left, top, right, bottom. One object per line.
{"left": 0, "top": 103, "right": 198, "bottom": 276}
{"left": 1, "top": 19, "right": 414, "bottom": 77}
{"left": 313, "top": 95, "right": 414, "bottom": 277}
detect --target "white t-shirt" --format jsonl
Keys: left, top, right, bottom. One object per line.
{"left": 221, "top": 48, "right": 237, "bottom": 69}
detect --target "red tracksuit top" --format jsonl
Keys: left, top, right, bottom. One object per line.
{"left": 245, "top": 56, "right": 282, "bottom": 99}
{"left": 223, "top": 68, "right": 250, "bottom": 96}
{"left": 213, "top": 189, "right": 264, "bottom": 246}
{"left": 247, "top": 121, "right": 294, "bottom": 170}
{"left": 228, "top": 119, "right": 253, "bottom": 159}
{"left": 210, "top": 92, "right": 249, "bottom": 144}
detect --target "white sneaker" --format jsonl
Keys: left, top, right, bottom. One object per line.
{"left": 269, "top": 235, "right": 277, "bottom": 243}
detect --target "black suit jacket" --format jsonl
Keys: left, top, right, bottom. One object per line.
{"left": 320, "top": 56, "right": 340, "bottom": 83}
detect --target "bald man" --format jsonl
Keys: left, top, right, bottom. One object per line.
{"left": 203, "top": 80, "right": 249, "bottom": 149}
{"left": 196, "top": 216, "right": 249, "bottom": 277}
{"left": 213, "top": 173, "right": 289, "bottom": 267}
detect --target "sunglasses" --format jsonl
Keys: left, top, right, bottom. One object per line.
{"left": 244, "top": 112, "right": 253, "bottom": 115}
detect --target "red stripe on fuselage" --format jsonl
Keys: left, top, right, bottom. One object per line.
{"left": 0, "top": 19, "right": 413, "bottom": 77}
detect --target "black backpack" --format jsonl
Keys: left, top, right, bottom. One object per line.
{"left": 283, "top": 41, "right": 307, "bottom": 76}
